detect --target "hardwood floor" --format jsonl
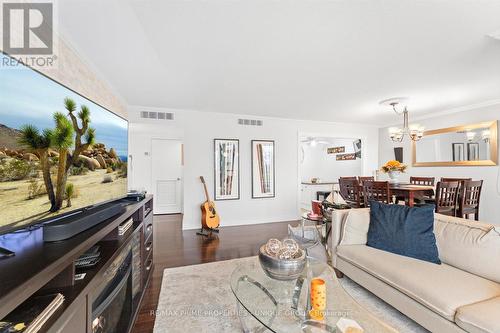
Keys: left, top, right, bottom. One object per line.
{"left": 131, "top": 214, "right": 293, "bottom": 333}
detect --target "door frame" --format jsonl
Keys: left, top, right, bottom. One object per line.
{"left": 150, "top": 138, "right": 184, "bottom": 215}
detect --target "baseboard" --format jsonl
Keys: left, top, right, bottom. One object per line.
{"left": 182, "top": 217, "right": 299, "bottom": 230}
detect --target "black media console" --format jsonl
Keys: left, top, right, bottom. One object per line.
{"left": 0, "top": 195, "right": 154, "bottom": 333}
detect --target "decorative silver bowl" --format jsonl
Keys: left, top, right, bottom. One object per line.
{"left": 258, "top": 245, "right": 306, "bottom": 281}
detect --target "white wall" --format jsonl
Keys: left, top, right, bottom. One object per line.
{"left": 300, "top": 138, "right": 363, "bottom": 183}
{"left": 129, "top": 106, "right": 379, "bottom": 229}
{"left": 379, "top": 103, "right": 500, "bottom": 224}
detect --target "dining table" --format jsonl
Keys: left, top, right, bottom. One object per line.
{"left": 389, "top": 183, "right": 435, "bottom": 207}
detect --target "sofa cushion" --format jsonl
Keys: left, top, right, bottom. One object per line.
{"left": 367, "top": 202, "right": 441, "bottom": 264}
{"left": 434, "top": 214, "right": 500, "bottom": 283}
{"left": 455, "top": 297, "right": 500, "bottom": 333}
{"left": 337, "top": 244, "right": 500, "bottom": 321}
{"left": 339, "top": 208, "right": 370, "bottom": 245}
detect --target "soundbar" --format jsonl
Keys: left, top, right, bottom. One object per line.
{"left": 43, "top": 202, "right": 126, "bottom": 242}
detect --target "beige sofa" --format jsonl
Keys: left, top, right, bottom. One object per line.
{"left": 330, "top": 208, "right": 500, "bottom": 333}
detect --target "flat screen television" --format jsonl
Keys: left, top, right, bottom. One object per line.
{"left": 0, "top": 53, "right": 128, "bottom": 235}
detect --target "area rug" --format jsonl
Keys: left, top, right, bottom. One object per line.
{"left": 153, "top": 257, "right": 428, "bottom": 333}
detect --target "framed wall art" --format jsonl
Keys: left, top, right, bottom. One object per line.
{"left": 353, "top": 139, "right": 362, "bottom": 159}
{"left": 214, "top": 139, "right": 240, "bottom": 200}
{"left": 336, "top": 153, "right": 356, "bottom": 161}
{"left": 467, "top": 142, "right": 479, "bottom": 161}
{"left": 327, "top": 146, "right": 345, "bottom": 154}
{"left": 452, "top": 143, "right": 465, "bottom": 161}
{"left": 251, "top": 140, "right": 275, "bottom": 198}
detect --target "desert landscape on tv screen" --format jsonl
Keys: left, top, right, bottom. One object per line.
{"left": 0, "top": 54, "right": 128, "bottom": 231}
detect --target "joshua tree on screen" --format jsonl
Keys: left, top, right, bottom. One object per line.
{"left": 53, "top": 98, "right": 95, "bottom": 211}
{"left": 18, "top": 125, "right": 56, "bottom": 209}
{"left": 19, "top": 97, "right": 95, "bottom": 212}
{"left": 52, "top": 111, "right": 75, "bottom": 211}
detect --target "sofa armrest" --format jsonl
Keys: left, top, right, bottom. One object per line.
{"left": 329, "top": 209, "right": 351, "bottom": 266}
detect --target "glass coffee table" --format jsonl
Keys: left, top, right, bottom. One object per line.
{"left": 230, "top": 257, "right": 396, "bottom": 333}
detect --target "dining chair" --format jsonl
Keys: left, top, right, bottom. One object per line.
{"left": 339, "top": 177, "right": 359, "bottom": 199}
{"left": 434, "top": 181, "right": 460, "bottom": 216}
{"left": 358, "top": 176, "right": 375, "bottom": 185}
{"left": 338, "top": 178, "right": 363, "bottom": 208}
{"left": 409, "top": 176, "right": 436, "bottom": 205}
{"left": 362, "top": 181, "right": 391, "bottom": 207}
{"left": 410, "top": 176, "right": 435, "bottom": 186}
{"left": 458, "top": 180, "right": 483, "bottom": 220}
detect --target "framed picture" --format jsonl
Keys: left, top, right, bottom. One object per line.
{"left": 353, "top": 139, "right": 362, "bottom": 159}
{"left": 452, "top": 143, "right": 465, "bottom": 161}
{"left": 252, "top": 140, "right": 275, "bottom": 198}
{"left": 214, "top": 139, "right": 240, "bottom": 200}
{"left": 467, "top": 143, "right": 479, "bottom": 161}
{"left": 336, "top": 153, "right": 356, "bottom": 161}
{"left": 327, "top": 146, "right": 345, "bottom": 154}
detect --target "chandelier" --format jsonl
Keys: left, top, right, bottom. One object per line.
{"left": 380, "top": 98, "right": 424, "bottom": 143}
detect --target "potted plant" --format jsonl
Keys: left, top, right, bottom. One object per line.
{"left": 381, "top": 160, "right": 407, "bottom": 183}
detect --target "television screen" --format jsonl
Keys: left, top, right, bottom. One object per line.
{"left": 0, "top": 53, "right": 128, "bottom": 234}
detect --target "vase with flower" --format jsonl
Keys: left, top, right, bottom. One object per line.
{"left": 381, "top": 160, "right": 407, "bottom": 183}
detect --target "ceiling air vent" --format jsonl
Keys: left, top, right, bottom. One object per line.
{"left": 238, "top": 118, "right": 263, "bottom": 126}
{"left": 140, "top": 111, "right": 174, "bottom": 120}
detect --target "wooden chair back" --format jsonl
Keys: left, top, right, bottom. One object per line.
{"left": 410, "top": 176, "right": 435, "bottom": 186}
{"left": 339, "top": 176, "right": 357, "bottom": 181}
{"left": 441, "top": 177, "right": 472, "bottom": 198}
{"left": 339, "top": 178, "right": 363, "bottom": 208}
{"left": 440, "top": 177, "right": 472, "bottom": 184}
{"left": 362, "top": 181, "right": 391, "bottom": 207}
{"left": 435, "top": 181, "right": 460, "bottom": 216}
{"left": 458, "top": 180, "right": 483, "bottom": 220}
{"left": 358, "top": 176, "right": 375, "bottom": 185}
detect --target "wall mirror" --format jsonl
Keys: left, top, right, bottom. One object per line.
{"left": 412, "top": 121, "right": 498, "bottom": 167}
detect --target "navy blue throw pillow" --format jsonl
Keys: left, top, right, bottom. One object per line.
{"left": 367, "top": 201, "right": 441, "bottom": 264}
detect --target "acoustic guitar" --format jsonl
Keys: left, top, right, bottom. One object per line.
{"left": 200, "top": 176, "right": 220, "bottom": 229}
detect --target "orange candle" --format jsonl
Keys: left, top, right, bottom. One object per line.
{"left": 309, "top": 278, "right": 326, "bottom": 320}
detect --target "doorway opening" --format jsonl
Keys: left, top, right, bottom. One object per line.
{"left": 299, "top": 136, "right": 362, "bottom": 212}
{"left": 151, "top": 139, "right": 183, "bottom": 214}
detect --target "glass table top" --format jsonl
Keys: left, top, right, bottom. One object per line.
{"left": 301, "top": 212, "right": 330, "bottom": 223}
{"left": 230, "top": 257, "right": 396, "bottom": 333}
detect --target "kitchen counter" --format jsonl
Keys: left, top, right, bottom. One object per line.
{"left": 300, "top": 183, "right": 338, "bottom": 210}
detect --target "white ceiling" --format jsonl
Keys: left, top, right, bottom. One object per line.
{"left": 59, "top": 0, "right": 500, "bottom": 125}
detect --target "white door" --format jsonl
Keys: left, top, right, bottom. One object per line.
{"left": 151, "top": 139, "right": 183, "bottom": 214}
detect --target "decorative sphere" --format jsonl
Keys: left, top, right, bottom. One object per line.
{"left": 265, "top": 238, "right": 282, "bottom": 257}
{"left": 282, "top": 238, "right": 299, "bottom": 257}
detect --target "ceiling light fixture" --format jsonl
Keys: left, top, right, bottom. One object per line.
{"left": 380, "top": 97, "right": 424, "bottom": 143}
{"left": 301, "top": 137, "right": 330, "bottom": 146}
{"left": 466, "top": 131, "right": 476, "bottom": 142}
{"left": 487, "top": 29, "right": 500, "bottom": 40}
